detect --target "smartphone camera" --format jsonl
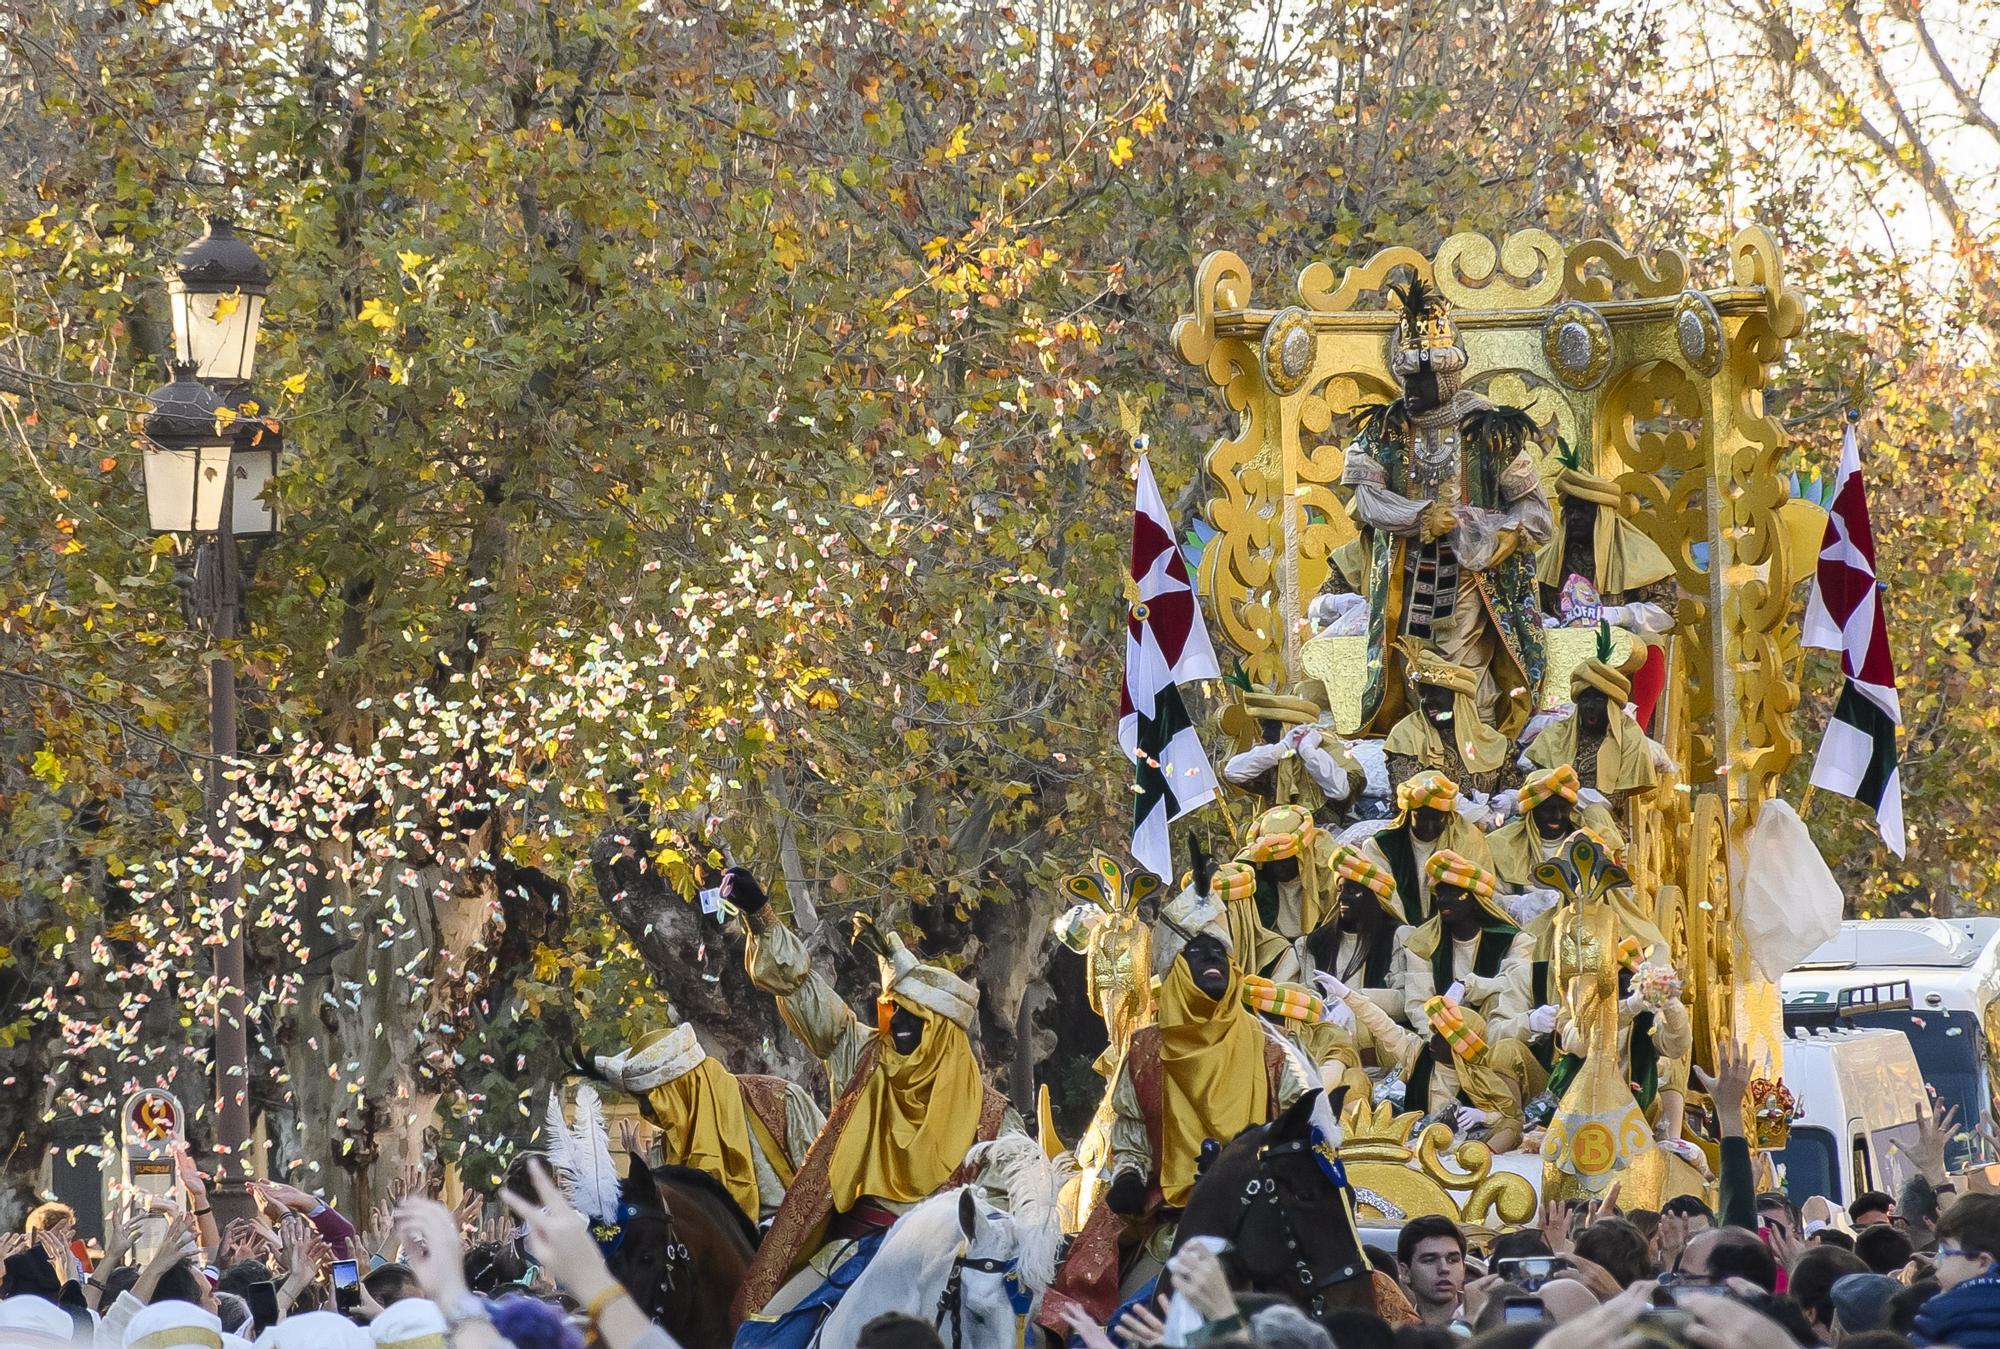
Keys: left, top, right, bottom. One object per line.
{"left": 330, "top": 1257, "right": 361, "bottom": 1313}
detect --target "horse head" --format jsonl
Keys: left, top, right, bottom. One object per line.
{"left": 1173, "top": 1086, "right": 1376, "bottom": 1323}
{"left": 819, "top": 1136, "right": 1060, "bottom": 1349}
{"left": 605, "top": 1149, "right": 689, "bottom": 1329}
{"left": 935, "top": 1187, "right": 1039, "bottom": 1349}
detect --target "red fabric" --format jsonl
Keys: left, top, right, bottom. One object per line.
{"left": 1631, "top": 643, "right": 1666, "bottom": 730}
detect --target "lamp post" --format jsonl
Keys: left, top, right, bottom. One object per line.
{"left": 140, "top": 216, "right": 276, "bottom": 1226}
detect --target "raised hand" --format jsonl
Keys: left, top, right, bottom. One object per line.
{"left": 0, "top": 1233, "right": 27, "bottom": 1262}
{"left": 1537, "top": 1197, "right": 1577, "bottom": 1255}
{"left": 1164, "top": 1242, "right": 1234, "bottom": 1322}
{"left": 720, "top": 866, "right": 767, "bottom": 915}
{"left": 391, "top": 1198, "right": 472, "bottom": 1306}
{"left": 1056, "top": 1305, "right": 1118, "bottom": 1349}
{"left": 250, "top": 1177, "right": 319, "bottom": 1215}
{"left": 134, "top": 1212, "right": 199, "bottom": 1302}
{"left": 1656, "top": 1210, "right": 1691, "bottom": 1268}
{"left": 1908, "top": 1098, "right": 1960, "bottom": 1183}
{"left": 496, "top": 1160, "right": 619, "bottom": 1305}
{"left": 1692, "top": 1038, "right": 1754, "bottom": 1138}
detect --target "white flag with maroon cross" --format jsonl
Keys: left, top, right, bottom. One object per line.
{"left": 1802, "top": 419, "right": 1905, "bottom": 858}
{"left": 1118, "top": 452, "right": 1220, "bottom": 882}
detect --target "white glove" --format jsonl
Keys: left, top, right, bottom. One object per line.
{"left": 1527, "top": 1004, "right": 1560, "bottom": 1036}
{"left": 1505, "top": 888, "right": 1562, "bottom": 929}
{"left": 1620, "top": 990, "right": 1648, "bottom": 1019}
{"left": 1454, "top": 1105, "right": 1494, "bottom": 1130}
{"left": 1323, "top": 998, "right": 1356, "bottom": 1032}
{"left": 1312, "top": 971, "right": 1352, "bottom": 1002}
{"left": 1291, "top": 728, "right": 1359, "bottom": 801}
{"left": 1603, "top": 601, "right": 1673, "bottom": 635}
{"left": 1222, "top": 742, "right": 1287, "bottom": 784}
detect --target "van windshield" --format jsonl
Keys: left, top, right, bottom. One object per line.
{"left": 1843, "top": 1007, "right": 1990, "bottom": 1168}
{"left": 1778, "top": 1126, "right": 1840, "bottom": 1207}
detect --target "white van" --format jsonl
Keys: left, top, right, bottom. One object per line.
{"left": 1782, "top": 917, "right": 2000, "bottom": 1171}
{"left": 1773, "top": 1026, "right": 1929, "bottom": 1207}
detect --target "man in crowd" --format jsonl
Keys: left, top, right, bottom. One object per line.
{"left": 1398, "top": 1215, "right": 1468, "bottom": 1329}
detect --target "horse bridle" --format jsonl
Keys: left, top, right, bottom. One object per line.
{"left": 1231, "top": 1137, "right": 1368, "bottom": 1318}
{"left": 933, "top": 1241, "right": 1032, "bottom": 1349}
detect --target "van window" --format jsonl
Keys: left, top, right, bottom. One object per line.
{"left": 1852, "top": 1133, "right": 1874, "bottom": 1195}
{"left": 1845, "top": 1007, "right": 1983, "bottom": 1169}
{"left": 1778, "top": 1126, "right": 1840, "bottom": 1207}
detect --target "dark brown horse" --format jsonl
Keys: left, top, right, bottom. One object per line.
{"left": 1164, "top": 1086, "right": 1393, "bottom": 1326}
{"left": 608, "top": 1153, "right": 760, "bottom": 1346}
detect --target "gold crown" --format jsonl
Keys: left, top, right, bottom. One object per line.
{"left": 1748, "top": 1078, "right": 1797, "bottom": 1150}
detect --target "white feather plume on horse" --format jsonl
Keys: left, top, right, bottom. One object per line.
{"left": 544, "top": 1083, "right": 622, "bottom": 1225}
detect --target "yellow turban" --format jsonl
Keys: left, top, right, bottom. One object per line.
{"left": 1327, "top": 842, "right": 1397, "bottom": 905}
{"left": 1209, "top": 860, "right": 1257, "bottom": 904}
{"left": 1387, "top": 646, "right": 1510, "bottom": 775}
{"left": 1571, "top": 658, "right": 1633, "bottom": 704}
{"left": 1425, "top": 847, "right": 1498, "bottom": 901}
{"left": 1537, "top": 466, "right": 1676, "bottom": 595}
{"left": 1519, "top": 764, "right": 1581, "bottom": 811}
{"left": 1243, "top": 803, "right": 1317, "bottom": 862}
{"left": 1397, "top": 770, "right": 1460, "bottom": 816}
{"left": 1423, "top": 994, "right": 1489, "bottom": 1061}
{"left": 1242, "top": 690, "right": 1321, "bottom": 727}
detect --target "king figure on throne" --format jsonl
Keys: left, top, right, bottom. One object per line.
{"left": 1343, "top": 277, "right": 1552, "bottom": 741}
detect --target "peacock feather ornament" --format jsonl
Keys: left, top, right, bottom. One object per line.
{"left": 1053, "top": 852, "right": 1160, "bottom": 1072}
{"left": 1535, "top": 836, "right": 1659, "bottom": 1200}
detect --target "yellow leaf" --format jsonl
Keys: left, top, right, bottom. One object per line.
{"left": 210, "top": 291, "right": 243, "bottom": 321}
{"left": 1109, "top": 136, "right": 1134, "bottom": 167}
{"left": 357, "top": 298, "right": 397, "bottom": 331}
{"left": 397, "top": 250, "right": 430, "bottom": 275}
{"left": 280, "top": 371, "right": 308, "bottom": 396}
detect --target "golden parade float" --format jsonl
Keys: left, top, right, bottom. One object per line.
{"left": 1152, "top": 225, "right": 1831, "bottom": 1215}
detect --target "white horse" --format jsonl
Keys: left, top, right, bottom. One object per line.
{"left": 816, "top": 1135, "right": 1061, "bottom": 1349}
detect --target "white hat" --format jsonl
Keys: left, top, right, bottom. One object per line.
{"left": 368, "top": 1299, "right": 447, "bottom": 1349}
{"left": 1149, "top": 883, "right": 1233, "bottom": 978}
{"left": 879, "top": 933, "right": 979, "bottom": 1032}
{"left": 250, "top": 1313, "right": 370, "bottom": 1349}
{"left": 122, "top": 1303, "right": 223, "bottom": 1349}
{"left": 595, "top": 1023, "right": 706, "bottom": 1092}
{"left": 0, "top": 1297, "right": 73, "bottom": 1349}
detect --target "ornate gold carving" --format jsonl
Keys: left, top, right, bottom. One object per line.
{"left": 1337, "top": 1100, "right": 1537, "bottom": 1233}
{"left": 1674, "top": 291, "right": 1725, "bottom": 377}
{"left": 1433, "top": 230, "right": 1565, "bottom": 310}
{"left": 1298, "top": 247, "right": 1432, "bottom": 314}
{"left": 1563, "top": 239, "right": 1689, "bottom": 302}
{"left": 1262, "top": 307, "right": 1319, "bottom": 396}
{"left": 1541, "top": 301, "right": 1614, "bottom": 389}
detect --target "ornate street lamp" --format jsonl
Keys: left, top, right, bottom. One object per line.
{"left": 139, "top": 216, "right": 278, "bottom": 1226}
{"left": 139, "top": 364, "right": 232, "bottom": 534}
{"left": 167, "top": 218, "right": 270, "bottom": 385}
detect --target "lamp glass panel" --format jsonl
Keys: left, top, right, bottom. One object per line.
{"left": 171, "top": 290, "right": 264, "bottom": 383}
{"left": 229, "top": 446, "right": 280, "bottom": 536}
{"left": 141, "top": 443, "right": 231, "bottom": 533}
